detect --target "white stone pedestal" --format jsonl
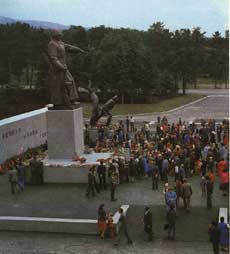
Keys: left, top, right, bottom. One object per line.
{"left": 43, "top": 152, "right": 113, "bottom": 183}
{"left": 46, "top": 108, "right": 84, "bottom": 159}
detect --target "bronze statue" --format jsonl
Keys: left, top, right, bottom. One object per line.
{"left": 87, "top": 80, "right": 118, "bottom": 127}
{"left": 47, "top": 30, "right": 85, "bottom": 109}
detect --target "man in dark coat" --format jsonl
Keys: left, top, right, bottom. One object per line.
{"left": 206, "top": 176, "right": 213, "bottom": 209}
{"left": 37, "top": 160, "right": 44, "bottom": 185}
{"left": 110, "top": 171, "right": 117, "bottom": 201}
{"left": 86, "top": 167, "right": 96, "bottom": 197}
{"left": 152, "top": 160, "right": 159, "bottom": 190}
{"left": 118, "top": 158, "right": 125, "bottom": 184}
{"left": 129, "top": 158, "right": 136, "bottom": 182}
{"left": 181, "top": 178, "right": 193, "bottom": 212}
{"left": 126, "top": 116, "right": 130, "bottom": 133}
{"left": 97, "top": 161, "right": 107, "bottom": 190}
{"left": 144, "top": 207, "right": 153, "bottom": 241}
{"left": 30, "top": 156, "right": 43, "bottom": 185}
{"left": 208, "top": 221, "right": 221, "bottom": 254}
{"left": 114, "top": 208, "right": 133, "bottom": 245}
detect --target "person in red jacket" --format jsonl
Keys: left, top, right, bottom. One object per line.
{"left": 208, "top": 171, "right": 216, "bottom": 185}
{"left": 220, "top": 169, "right": 229, "bottom": 196}
{"left": 217, "top": 159, "right": 227, "bottom": 177}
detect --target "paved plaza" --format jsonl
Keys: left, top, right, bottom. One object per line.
{"left": 0, "top": 173, "right": 226, "bottom": 219}
{"left": 0, "top": 232, "right": 217, "bottom": 254}
{"left": 0, "top": 91, "right": 229, "bottom": 254}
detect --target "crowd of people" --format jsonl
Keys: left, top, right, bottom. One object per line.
{"left": 86, "top": 116, "right": 229, "bottom": 201}
{"left": 4, "top": 115, "right": 229, "bottom": 250}
{"left": 8, "top": 161, "right": 25, "bottom": 194}
{"left": 85, "top": 116, "right": 229, "bottom": 248}
{"left": 7, "top": 154, "right": 44, "bottom": 194}
{"left": 97, "top": 204, "right": 133, "bottom": 245}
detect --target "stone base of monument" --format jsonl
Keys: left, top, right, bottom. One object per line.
{"left": 46, "top": 107, "right": 84, "bottom": 159}
{"left": 43, "top": 152, "right": 113, "bottom": 183}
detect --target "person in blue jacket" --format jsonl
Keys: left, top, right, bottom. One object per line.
{"left": 218, "top": 217, "right": 229, "bottom": 252}
{"left": 165, "top": 187, "right": 177, "bottom": 212}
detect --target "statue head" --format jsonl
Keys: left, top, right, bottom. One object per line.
{"left": 51, "top": 29, "right": 63, "bottom": 40}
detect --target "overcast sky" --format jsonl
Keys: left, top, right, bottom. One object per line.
{"left": 1, "top": 0, "right": 229, "bottom": 35}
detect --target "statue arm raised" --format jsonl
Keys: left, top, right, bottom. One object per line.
{"left": 48, "top": 43, "right": 66, "bottom": 71}
{"left": 64, "top": 43, "right": 86, "bottom": 54}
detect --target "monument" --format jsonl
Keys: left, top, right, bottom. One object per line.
{"left": 43, "top": 30, "right": 113, "bottom": 183}
{"left": 85, "top": 80, "right": 118, "bottom": 144}
{"left": 47, "top": 29, "right": 85, "bottom": 110}
{"left": 46, "top": 30, "right": 85, "bottom": 159}
{"left": 87, "top": 80, "right": 118, "bottom": 127}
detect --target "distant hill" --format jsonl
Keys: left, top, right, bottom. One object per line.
{"left": 0, "top": 16, "right": 70, "bottom": 30}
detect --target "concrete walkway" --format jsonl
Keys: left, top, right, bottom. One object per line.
{"left": 113, "top": 95, "right": 229, "bottom": 123}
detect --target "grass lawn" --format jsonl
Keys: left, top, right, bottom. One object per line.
{"left": 82, "top": 94, "right": 205, "bottom": 118}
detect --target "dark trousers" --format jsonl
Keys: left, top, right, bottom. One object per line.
{"left": 212, "top": 242, "right": 219, "bottom": 254}
{"left": 168, "top": 223, "right": 176, "bottom": 240}
{"left": 38, "top": 173, "right": 44, "bottom": 185}
{"left": 86, "top": 184, "right": 95, "bottom": 197}
{"left": 162, "top": 171, "right": 168, "bottom": 183}
{"left": 31, "top": 171, "right": 37, "bottom": 185}
{"left": 98, "top": 174, "right": 106, "bottom": 190}
{"left": 116, "top": 227, "right": 132, "bottom": 244}
{"left": 125, "top": 173, "right": 129, "bottom": 183}
{"left": 111, "top": 185, "right": 116, "bottom": 200}
{"left": 183, "top": 197, "right": 191, "bottom": 210}
{"left": 119, "top": 172, "right": 124, "bottom": 184}
{"left": 207, "top": 194, "right": 212, "bottom": 209}
{"left": 217, "top": 134, "right": 221, "bottom": 143}
{"left": 159, "top": 168, "right": 164, "bottom": 181}
{"left": 10, "top": 181, "right": 17, "bottom": 194}
{"left": 152, "top": 177, "right": 159, "bottom": 190}
{"left": 144, "top": 226, "right": 153, "bottom": 241}
{"left": 185, "top": 168, "right": 191, "bottom": 178}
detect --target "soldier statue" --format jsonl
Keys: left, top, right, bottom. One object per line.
{"left": 87, "top": 80, "right": 118, "bottom": 127}
{"left": 47, "top": 30, "right": 85, "bottom": 109}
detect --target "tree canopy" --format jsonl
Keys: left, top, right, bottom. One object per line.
{"left": 0, "top": 22, "right": 228, "bottom": 102}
